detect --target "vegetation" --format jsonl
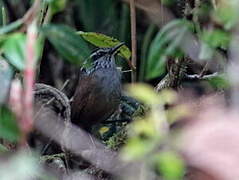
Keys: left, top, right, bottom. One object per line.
{"left": 0, "top": 0, "right": 238, "bottom": 179}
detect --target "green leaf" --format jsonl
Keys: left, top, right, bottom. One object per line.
{"left": 207, "top": 74, "right": 230, "bottom": 89}
{"left": 0, "top": 19, "right": 23, "bottom": 35}
{"left": 0, "top": 106, "right": 21, "bottom": 142}
{"left": 49, "top": 0, "right": 67, "bottom": 14}
{"left": 78, "top": 31, "right": 131, "bottom": 60}
{"left": 41, "top": 24, "right": 91, "bottom": 66}
{"left": 213, "top": 1, "right": 239, "bottom": 30}
{"left": 146, "top": 20, "right": 191, "bottom": 80}
{"left": 122, "top": 137, "right": 155, "bottom": 161}
{"left": 0, "top": 144, "right": 8, "bottom": 152}
{"left": 154, "top": 151, "right": 185, "bottom": 180}
{"left": 201, "top": 29, "right": 231, "bottom": 49}
{"left": 0, "top": 34, "right": 8, "bottom": 47}
{"left": 3, "top": 33, "right": 26, "bottom": 70}
{"left": 126, "top": 83, "right": 160, "bottom": 105}
{"left": 0, "top": 59, "right": 13, "bottom": 104}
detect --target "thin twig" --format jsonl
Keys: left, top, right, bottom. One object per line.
{"left": 130, "top": 0, "right": 137, "bottom": 82}
{"left": 60, "top": 79, "right": 70, "bottom": 91}
{"left": 122, "top": 69, "right": 133, "bottom": 73}
{"left": 199, "top": 62, "right": 209, "bottom": 78}
{"left": 185, "top": 72, "right": 219, "bottom": 80}
{"left": 22, "top": 0, "right": 41, "bottom": 26}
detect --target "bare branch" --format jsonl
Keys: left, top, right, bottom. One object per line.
{"left": 185, "top": 72, "right": 219, "bottom": 81}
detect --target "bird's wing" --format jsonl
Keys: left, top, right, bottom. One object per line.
{"left": 71, "top": 74, "right": 95, "bottom": 122}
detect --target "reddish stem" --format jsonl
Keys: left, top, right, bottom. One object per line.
{"left": 21, "top": 22, "right": 37, "bottom": 145}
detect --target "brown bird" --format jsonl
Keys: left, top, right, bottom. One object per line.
{"left": 71, "top": 43, "right": 124, "bottom": 131}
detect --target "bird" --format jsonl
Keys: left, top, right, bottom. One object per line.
{"left": 71, "top": 43, "right": 124, "bottom": 131}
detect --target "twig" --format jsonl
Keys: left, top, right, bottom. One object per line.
{"left": 185, "top": 72, "right": 219, "bottom": 80}
{"left": 60, "top": 79, "right": 70, "bottom": 91}
{"left": 199, "top": 62, "right": 209, "bottom": 78}
{"left": 130, "top": 0, "right": 137, "bottom": 82}
{"left": 122, "top": 69, "right": 133, "bottom": 73}
{"left": 22, "top": 0, "right": 41, "bottom": 27}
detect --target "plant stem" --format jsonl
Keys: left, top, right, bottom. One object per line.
{"left": 2, "top": 7, "right": 7, "bottom": 26}
{"left": 130, "top": 0, "right": 137, "bottom": 82}
{"left": 21, "top": 20, "right": 38, "bottom": 146}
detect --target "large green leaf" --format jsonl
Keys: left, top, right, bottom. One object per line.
{"left": 146, "top": 20, "right": 192, "bottom": 80}
{"left": 41, "top": 24, "right": 91, "bottom": 66}
{"left": 0, "top": 106, "right": 21, "bottom": 142}
{"left": 78, "top": 31, "right": 131, "bottom": 60}
{"left": 2, "top": 33, "right": 26, "bottom": 70}
{"left": 0, "top": 59, "right": 13, "bottom": 104}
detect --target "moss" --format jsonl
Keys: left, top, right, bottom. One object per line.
{"left": 105, "top": 125, "right": 128, "bottom": 151}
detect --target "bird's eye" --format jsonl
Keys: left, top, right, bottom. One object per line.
{"left": 97, "top": 51, "right": 106, "bottom": 56}
{"left": 90, "top": 51, "right": 104, "bottom": 61}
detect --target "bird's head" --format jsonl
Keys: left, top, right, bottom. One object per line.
{"left": 90, "top": 42, "right": 125, "bottom": 61}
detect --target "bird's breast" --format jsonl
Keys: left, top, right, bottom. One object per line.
{"left": 92, "top": 67, "right": 121, "bottom": 97}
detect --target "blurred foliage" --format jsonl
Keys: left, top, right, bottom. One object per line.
{"left": 0, "top": 20, "right": 23, "bottom": 35}
{"left": 127, "top": 83, "right": 177, "bottom": 105}
{"left": 2, "top": 33, "right": 26, "bottom": 70}
{"left": 122, "top": 84, "right": 186, "bottom": 179}
{"left": 153, "top": 151, "right": 185, "bottom": 180}
{"left": 2, "top": 32, "right": 41, "bottom": 71}
{"left": 146, "top": 20, "right": 192, "bottom": 80}
{"left": 207, "top": 74, "right": 230, "bottom": 89}
{"left": 0, "top": 59, "right": 13, "bottom": 104}
{"left": 48, "top": 0, "right": 67, "bottom": 14}
{"left": 0, "top": 0, "right": 238, "bottom": 179}
{"left": 41, "top": 24, "right": 91, "bottom": 66}
{"left": 0, "top": 151, "right": 57, "bottom": 180}
{"left": 199, "top": 29, "right": 231, "bottom": 60}
{"left": 213, "top": 0, "right": 239, "bottom": 30}
{"left": 0, "top": 143, "right": 8, "bottom": 152}
{"left": 0, "top": 106, "right": 20, "bottom": 142}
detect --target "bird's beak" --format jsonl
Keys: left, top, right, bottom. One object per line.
{"left": 110, "top": 42, "right": 125, "bottom": 55}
